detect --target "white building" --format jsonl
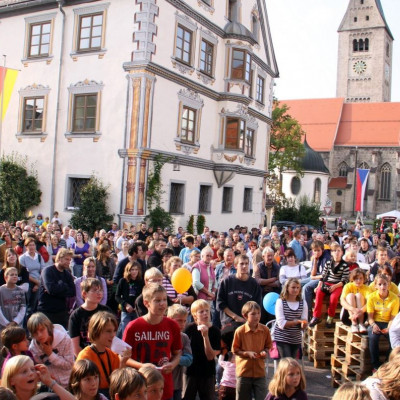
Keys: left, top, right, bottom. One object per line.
{"left": 0, "top": 0, "right": 278, "bottom": 231}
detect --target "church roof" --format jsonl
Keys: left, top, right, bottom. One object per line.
{"left": 280, "top": 99, "right": 400, "bottom": 150}
{"left": 375, "top": 0, "right": 394, "bottom": 40}
{"left": 301, "top": 138, "right": 329, "bottom": 174}
{"left": 328, "top": 177, "right": 348, "bottom": 189}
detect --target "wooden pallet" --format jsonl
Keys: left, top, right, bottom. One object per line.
{"left": 331, "top": 355, "right": 369, "bottom": 383}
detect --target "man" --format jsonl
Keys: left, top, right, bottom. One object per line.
{"left": 169, "top": 236, "right": 183, "bottom": 256}
{"left": 217, "top": 254, "right": 262, "bottom": 328}
{"left": 215, "top": 248, "right": 236, "bottom": 288}
{"left": 37, "top": 248, "right": 75, "bottom": 328}
{"left": 252, "top": 238, "right": 270, "bottom": 270}
{"left": 62, "top": 226, "right": 75, "bottom": 249}
{"left": 176, "top": 226, "right": 184, "bottom": 240}
{"left": 54, "top": 228, "right": 67, "bottom": 248}
{"left": 147, "top": 239, "right": 167, "bottom": 269}
{"left": 288, "top": 229, "right": 304, "bottom": 262}
{"left": 108, "top": 222, "right": 119, "bottom": 236}
{"left": 138, "top": 222, "right": 149, "bottom": 241}
{"left": 179, "top": 235, "right": 199, "bottom": 263}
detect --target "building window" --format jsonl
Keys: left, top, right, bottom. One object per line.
{"left": 386, "top": 43, "right": 390, "bottom": 57}
{"left": 199, "top": 185, "right": 212, "bottom": 213}
{"left": 200, "top": 39, "right": 214, "bottom": 76}
{"left": 252, "top": 14, "right": 259, "bottom": 41}
{"left": 176, "top": 25, "right": 192, "bottom": 65}
{"left": 364, "top": 38, "right": 369, "bottom": 51}
{"left": 256, "top": 75, "right": 265, "bottom": 103}
{"left": 67, "top": 177, "right": 90, "bottom": 209}
{"left": 222, "top": 187, "right": 233, "bottom": 213}
{"left": 225, "top": 118, "right": 245, "bottom": 150}
{"left": 353, "top": 39, "right": 358, "bottom": 52}
{"left": 366, "top": 15, "right": 369, "bottom": 21}
{"left": 338, "top": 162, "right": 348, "bottom": 177}
{"left": 291, "top": 177, "right": 301, "bottom": 195}
{"left": 313, "top": 178, "right": 321, "bottom": 203}
{"left": 22, "top": 97, "right": 44, "bottom": 132}
{"left": 245, "top": 128, "right": 254, "bottom": 157}
{"left": 78, "top": 13, "right": 103, "bottom": 51}
{"left": 228, "top": 0, "right": 239, "bottom": 22}
{"left": 28, "top": 22, "right": 51, "bottom": 57}
{"left": 180, "top": 106, "right": 196, "bottom": 143}
{"left": 360, "top": 0, "right": 364, "bottom": 4}
{"left": 379, "top": 163, "right": 391, "bottom": 200}
{"left": 169, "top": 183, "right": 185, "bottom": 214}
{"left": 231, "top": 49, "right": 251, "bottom": 82}
{"left": 354, "top": 17, "right": 357, "bottom": 22}
{"left": 243, "top": 188, "right": 253, "bottom": 212}
{"left": 73, "top": 94, "right": 98, "bottom": 132}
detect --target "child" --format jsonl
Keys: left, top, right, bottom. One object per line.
{"left": 331, "top": 382, "right": 372, "bottom": 400}
{"left": 265, "top": 357, "right": 308, "bottom": 400}
{"left": 69, "top": 278, "right": 111, "bottom": 356}
{"left": 0, "top": 324, "right": 33, "bottom": 376}
{"left": 343, "top": 249, "right": 359, "bottom": 272}
{"left": 232, "top": 301, "right": 272, "bottom": 400}
{"left": 340, "top": 268, "right": 371, "bottom": 333}
{"left": 167, "top": 304, "right": 193, "bottom": 400}
{"left": 183, "top": 299, "right": 220, "bottom": 400}
{"left": 139, "top": 366, "right": 164, "bottom": 400}
{"left": 0, "top": 267, "right": 26, "bottom": 330}
{"left": 109, "top": 367, "right": 147, "bottom": 400}
{"left": 115, "top": 261, "right": 144, "bottom": 338}
{"left": 367, "top": 274, "right": 399, "bottom": 371}
{"left": 218, "top": 327, "right": 236, "bottom": 400}
{"left": 309, "top": 242, "right": 349, "bottom": 329}
{"left": 369, "top": 246, "right": 391, "bottom": 283}
{"left": 369, "top": 265, "right": 399, "bottom": 296}
{"left": 68, "top": 359, "right": 108, "bottom": 400}
{"left": 77, "top": 311, "right": 130, "bottom": 398}
{"left": 27, "top": 312, "right": 74, "bottom": 388}
{"left": 123, "top": 284, "right": 182, "bottom": 400}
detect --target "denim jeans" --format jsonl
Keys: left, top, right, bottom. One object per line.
{"left": 368, "top": 321, "right": 391, "bottom": 369}
{"left": 302, "top": 279, "right": 319, "bottom": 318}
{"left": 117, "top": 310, "right": 137, "bottom": 338}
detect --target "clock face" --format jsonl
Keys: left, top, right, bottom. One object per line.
{"left": 353, "top": 60, "right": 367, "bottom": 74}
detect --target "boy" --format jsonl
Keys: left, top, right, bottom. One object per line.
{"left": 232, "top": 301, "right": 272, "bottom": 400}
{"left": 0, "top": 267, "right": 26, "bottom": 330}
{"left": 167, "top": 304, "right": 193, "bottom": 400}
{"left": 109, "top": 367, "right": 147, "bottom": 400}
{"left": 123, "top": 284, "right": 182, "bottom": 400}
{"left": 68, "top": 277, "right": 111, "bottom": 356}
{"left": 369, "top": 246, "right": 391, "bottom": 283}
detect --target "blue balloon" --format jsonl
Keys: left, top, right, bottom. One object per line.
{"left": 263, "top": 292, "right": 279, "bottom": 315}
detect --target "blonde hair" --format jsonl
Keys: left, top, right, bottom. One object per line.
{"left": 4, "top": 267, "right": 17, "bottom": 277}
{"left": 1, "top": 355, "right": 36, "bottom": 397}
{"left": 241, "top": 301, "right": 261, "bottom": 317}
{"left": 142, "top": 283, "right": 166, "bottom": 302}
{"left": 331, "top": 382, "right": 371, "bottom": 400}
{"left": 138, "top": 365, "right": 164, "bottom": 387}
{"left": 389, "top": 346, "right": 400, "bottom": 361}
{"left": 167, "top": 304, "right": 188, "bottom": 319}
{"left": 375, "top": 353, "right": 400, "bottom": 399}
{"left": 268, "top": 358, "right": 306, "bottom": 396}
{"left": 190, "top": 299, "right": 210, "bottom": 324}
{"left": 56, "top": 247, "right": 74, "bottom": 262}
{"left": 165, "top": 256, "right": 182, "bottom": 275}
{"left": 144, "top": 267, "right": 163, "bottom": 283}
{"left": 280, "top": 278, "right": 302, "bottom": 301}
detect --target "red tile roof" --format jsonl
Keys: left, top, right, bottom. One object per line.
{"left": 328, "top": 177, "right": 347, "bottom": 189}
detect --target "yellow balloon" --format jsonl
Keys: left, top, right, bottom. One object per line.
{"left": 171, "top": 268, "right": 192, "bottom": 294}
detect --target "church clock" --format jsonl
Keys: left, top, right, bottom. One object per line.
{"left": 353, "top": 60, "right": 367, "bottom": 74}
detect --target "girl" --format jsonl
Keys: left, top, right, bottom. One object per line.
{"left": 332, "top": 382, "right": 372, "bottom": 400}
{"left": 265, "top": 357, "right": 308, "bottom": 400}
{"left": 68, "top": 359, "right": 108, "bottom": 400}
{"left": 76, "top": 311, "right": 130, "bottom": 398}
{"left": 182, "top": 250, "right": 200, "bottom": 272}
{"left": 0, "top": 249, "right": 29, "bottom": 292}
{"left": 367, "top": 274, "right": 399, "bottom": 371}
{"left": 1, "top": 324, "right": 33, "bottom": 376}
{"left": 138, "top": 365, "right": 164, "bottom": 400}
{"left": 27, "top": 312, "right": 74, "bottom": 388}
{"left": 217, "top": 327, "right": 236, "bottom": 400}
{"left": 310, "top": 242, "right": 349, "bottom": 329}
{"left": 95, "top": 244, "right": 116, "bottom": 312}
{"left": 340, "top": 268, "right": 371, "bottom": 333}
{"left": 343, "top": 249, "right": 359, "bottom": 273}
{"left": 369, "top": 265, "right": 399, "bottom": 296}
{"left": 275, "top": 278, "right": 308, "bottom": 359}
{"left": 115, "top": 261, "right": 144, "bottom": 338}
{"left": 0, "top": 355, "right": 75, "bottom": 400}
{"left": 72, "top": 231, "right": 91, "bottom": 278}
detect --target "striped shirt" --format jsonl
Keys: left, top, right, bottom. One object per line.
{"left": 320, "top": 259, "right": 349, "bottom": 285}
{"left": 274, "top": 299, "right": 304, "bottom": 345}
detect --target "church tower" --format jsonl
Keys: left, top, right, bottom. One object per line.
{"left": 336, "top": 0, "right": 393, "bottom": 102}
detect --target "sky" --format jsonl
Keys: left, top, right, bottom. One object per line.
{"left": 267, "top": 0, "right": 400, "bottom": 101}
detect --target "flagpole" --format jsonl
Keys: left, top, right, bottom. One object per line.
{"left": 0, "top": 54, "right": 6, "bottom": 156}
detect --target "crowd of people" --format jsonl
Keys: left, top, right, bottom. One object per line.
{"left": 0, "top": 214, "right": 400, "bottom": 400}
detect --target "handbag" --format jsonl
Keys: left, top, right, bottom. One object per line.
{"left": 269, "top": 341, "right": 279, "bottom": 359}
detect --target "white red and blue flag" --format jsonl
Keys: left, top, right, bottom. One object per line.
{"left": 355, "top": 168, "right": 370, "bottom": 212}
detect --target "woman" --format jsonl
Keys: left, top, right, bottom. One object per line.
{"left": 40, "top": 232, "right": 53, "bottom": 267}
{"left": 0, "top": 355, "right": 75, "bottom": 400}
{"left": 0, "top": 231, "right": 17, "bottom": 267}
{"left": 191, "top": 246, "right": 216, "bottom": 304}
{"left": 279, "top": 248, "right": 308, "bottom": 286}
{"left": 72, "top": 230, "right": 91, "bottom": 277}
{"left": 117, "top": 240, "right": 130, "bottom": 262}
{"left": 95, "top": 244, "right": 116, "bottom": 311}
{"left": 0, "top": 248, "right": 29, "bottom": 291}
{"left": 274, "top": 278, "right": 308, "bottom": 359}
{"left": 183, "top": 250, "right": 200, "bottom": 272}
{"left": 19, "top": 238, "right": 45, "bottom": 318}
{"left": 50, "top": 234, "right": 61, "bottom": 262}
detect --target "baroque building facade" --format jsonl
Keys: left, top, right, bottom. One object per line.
{"left": 0, "top": 0, "right": 278, "bottom": 230}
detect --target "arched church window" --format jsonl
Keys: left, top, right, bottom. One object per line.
{"left": 338, "top": 162, "right": 348, "bottom": 177}
{"left": 365, "top": 38, "right": 369, "bottom": 51}
{"left": 379, "top": 163, "right": 391, "bottom": 200}
{"left": 353, "top": 39, "right": 358, "bottom": 52}
{"left": 291, "top": 177, "right": 301, "bottom": 195}
{"left": 313, "top": 178, "right": 321, "bottom": 204}
{"left": 359, "top": 162, "right": 369, "bottom": 170}
{"left": 359, "top": 39, "right": 364, "bottom": 51}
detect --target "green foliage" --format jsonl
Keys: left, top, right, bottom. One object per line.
{"left": 273, "top": 198, "right": 297, "bottom": 222}
{"left": 196, "top": 215, "right": 206, "bottom": 235}
{"left": 69, "top": 176, "right": 113, "bottom": 235}
{"left": 373, "top": 218, "right": 381, "bottom": 232}
{"left": 186, "top": 215, "right": 194, "bottom": 234}
{"left": 0, "top": 153, "right": 41, "bottom": 222}
{"left": 147, "top": 206, "right": 174, "bottom": 232}
{"left": 274, "top": 195, "right": 321, "bottom": 226}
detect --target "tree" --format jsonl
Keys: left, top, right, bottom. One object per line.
{"left": 0, "top": 153, "right": 41, "bottom": 222}
{"left": 69, "top": 176, "right": 113, "bottom": 235}
{"left": 196, "top": 215, "right": 206, "bottom": 235}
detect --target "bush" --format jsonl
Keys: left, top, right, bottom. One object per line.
{"left": 0, "top": 153, "right": 41, "bottom": 222}
{"left": 186, "top": 215, "right": 194, "bottom": 234}
{"left": 69, "top": 176, "right": 113, "bottom": 235}
{"left": 196, "top": 215, "right": 206, "bottom": 235}
{"left": 147, "top": 206, "right": 174, "bottom": 232}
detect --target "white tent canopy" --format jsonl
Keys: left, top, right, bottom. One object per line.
{"left": 376, "top": 210, "right": 400, "bottom": 219}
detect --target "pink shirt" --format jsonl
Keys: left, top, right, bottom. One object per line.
{"left": 218, "top": 355, "right": 236, "bottom": 388}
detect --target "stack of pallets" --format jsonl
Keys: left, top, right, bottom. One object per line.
{"left": 330, "top": 322, "right": 391, "bottom": 388}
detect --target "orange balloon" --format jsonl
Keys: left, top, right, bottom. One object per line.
{"left": 171, "top": 268, "right": 192, "bottom": 294}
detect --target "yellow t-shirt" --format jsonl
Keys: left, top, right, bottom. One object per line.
{"left": 369, "top": 281, "right": 399, "bottom": 296}
{"left": 366, "top": 290, "right": 399, "bottom": 322}
{"left": 341, "top": 282, "right": 371, "bottom": 300}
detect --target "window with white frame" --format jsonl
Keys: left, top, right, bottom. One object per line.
{"left": 243, "top": 187, "right": 253, "bottom": 212}
{"left": 67, "top": 177, "right": 90, "bottom": 209}
{"left": 180, "top": 106, "right": 196, "bottom": 143}
{"left": 231, "top": 49, "right": 251, "bottom": 82}
{"left": 199, "top": 185, "right": 212, "bottom": 213}
{"left": 200, "top": 39, "right": 214, "bottom": 76}
{"left": 170, "top": 183, "right": 185, "bottom": 214}
{"left": 175, "top": 25, "right": 193, "bottom": 65}
{"left": 245, "top": 128, "right": 255, "bottom": 157}
{"left": 222, "top": 187, "right": 233, "bottom": 213}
